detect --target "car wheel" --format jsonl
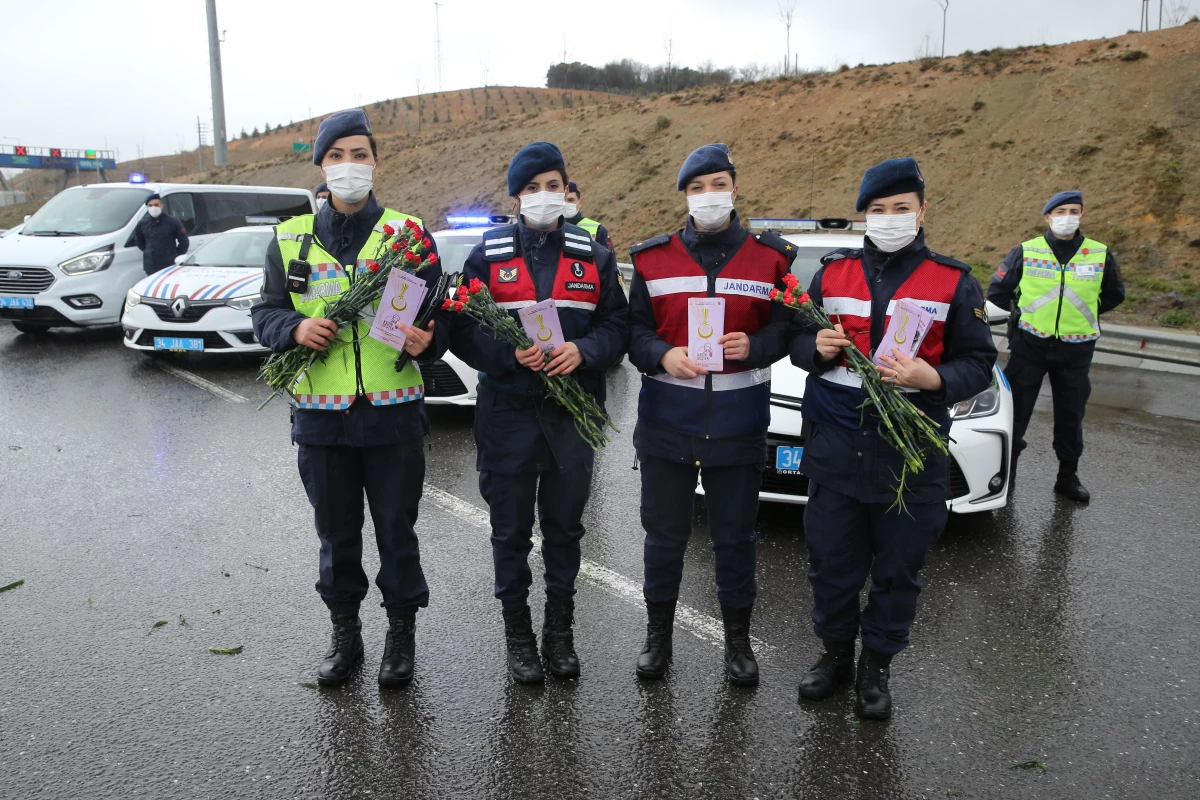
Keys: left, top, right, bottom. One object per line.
{"left": 12, "top": 322, "right": 52, "bottom": 334}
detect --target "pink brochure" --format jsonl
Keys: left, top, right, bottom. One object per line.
{"left": 688, "top": 297, "right": 725, "bottom": 372}
{"left": 873, "top": 298, "right": 934, "bottom": 366}
{"left": 518, "top": 299, "right": 566, "bottom": 352}
{"left": 368, "top": 270, "right": 428, "bottom": 350}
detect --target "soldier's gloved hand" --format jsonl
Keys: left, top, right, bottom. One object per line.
{"left": 516, "top": 342, "right": 545, "bottom": 373}
{"left": 660, "top": 346, "right": 708, "bottom": 380}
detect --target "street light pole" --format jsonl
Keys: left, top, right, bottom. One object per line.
{"left": 206, "top": 0, "right": 229, "bottom": 167}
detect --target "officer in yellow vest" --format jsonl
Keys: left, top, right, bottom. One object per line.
{"left": 988, "top": 191, "right": 1125, "bottom": 502}
{"left": 564, "top": 182, "right": 613, "bottom": 250}
{"left": 252, "top": 109, "right": 449, "bottom": 687}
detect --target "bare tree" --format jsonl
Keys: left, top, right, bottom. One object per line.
{"left": 663, "top": 34, "right": 674, "bottom": 93}
{"left": 779, "top": 0, "right": 797, "bottom": 76}
{"left": 915, "top": 33, "right": 939, "bottom": 61}
{"left": 934, "top": 0, "right": 949, "bottom": 58}
{"left": 1164, "top": 0, "right": 1192, "bottom": 25}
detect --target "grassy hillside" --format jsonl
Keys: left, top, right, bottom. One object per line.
{"left": 7, "top": 26, "right": 1200, "bottom": 329}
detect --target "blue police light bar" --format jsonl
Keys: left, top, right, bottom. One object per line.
{"left": 446, "top": 214, "right": 513, "bottom": 228}
{"left": 748, "top": 217, "right": 867, "bottom": 232}
{"left": 129, "top": 173, "right": 147, "bottom": 184}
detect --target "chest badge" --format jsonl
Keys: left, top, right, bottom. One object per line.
{"left": 571, "top": 261, "right": 585, "bottom": 278}
{"left": 498, "top": 266, "right": 519, "bottom": 283}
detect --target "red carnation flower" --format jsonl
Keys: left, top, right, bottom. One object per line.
{"left": 382, "top": 224, "right": 395, "bottom": 236}
{"left": 452, "top": 300, "right": 464, "bottom": 312}
{"left": 441, "top": 299, "right": 452, "bottom": 310}
{"left": 783, "top": 273, "right": 800, "bottom": 288}
{"left": 405, "top": 251, "right": 421, "bottom": 263}
{"left": 422, "top": 237, "right": 433, "bottom": 249}
{"left": 769, "top": 288, "right": 780, "bottom": 300}
{"left": 428, "top": 253, "right": 439, "bottom": 265}
{"left": 468, "top": 277, "right": 483, "bottom": 295}
{"left": 405, "top": 219, "right": 421, "bottom": 231}
{"left": 368, "top": 261, "right": 380, "bottom": 273}
{"left": 456, "top": 285, "right": 468, "bottom": 300}
{"left": 796, "top": 292, "right": 811, "bottom": 305}
{"left": 391, "top": 242, "right": 402, "bottom": 251}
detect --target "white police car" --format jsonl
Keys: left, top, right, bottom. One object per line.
{"left": 422, "top": 215, "right": 514, "bottom": 405}
{"left": 698, "top": 218, "right": 1014, "bottom": 514}
{"left": 120, "top": 226, "right": 273, "bottom": 354}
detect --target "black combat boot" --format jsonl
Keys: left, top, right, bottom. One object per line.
{"left": 797, "top": 639, "right": 856, "bottom": 701}
{"left": 636, "top": 600, "right": 676, "bottom": 680}
{"left": 855, "top": 645, "right": 893, "bottom": 720}
{"left": 378, "top": 612, "right": 416, "bottom": 688}
{"left": 541, "top": 596, "right": 580, "bottom": 678}
{"left": 316, "top": 612, "right": 364, "bottom": 687}
{"left": 1054, "top": 460, "right": 1090, "bottom": 503}
{"left": 721, "top": 605, "right": 759, "bottom": 687}
{"left": 502, "top": 605, "right": 544, "bottom": 684}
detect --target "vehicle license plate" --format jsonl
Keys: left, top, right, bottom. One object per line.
{"left": 0, "top": 296, "right": 34, "bottom": 309}
{"left": 775, "top": 446, "right": 805, "bottom": 475}
{"left": 154, "top": 337, "right": 204, "bottom": 352}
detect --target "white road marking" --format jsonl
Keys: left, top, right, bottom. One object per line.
{"left": 154, "top": 362, "right": 249, "bottom": 404}
{"left": 422, "top": 483, "right": 772, "bottom": 653}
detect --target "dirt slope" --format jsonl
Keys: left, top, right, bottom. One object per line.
{"left": 10, "top": 26, "right": 1200, "bottom": 328}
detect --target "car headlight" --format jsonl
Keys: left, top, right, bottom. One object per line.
{"left": 58, "top": 246, "right": 115, "bottom": 276}
{"left": 950, "top": 384, "right": 1001, "bottom": 420}
{"left": 125, "top": 289, "right": 141, "bottom": 310}
{"left": 225, "top": 294, "right": 261, "bottom": 311}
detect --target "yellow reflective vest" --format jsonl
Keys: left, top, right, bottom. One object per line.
{"left": 1017, "top": 235, "right": 1107, "bottom": 341}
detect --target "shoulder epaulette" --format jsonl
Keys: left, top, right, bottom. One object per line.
{"left": 751, "top": 230, "right": 797, "bottom": 260}
{"left": 562, "top": 223, "right": 594, "bottom": 262}
{"left": 629, "top": 234, "right": 672, "bottom": 256}
{"left": 927, "top": 251, "right": 971, "bottom": 271}
{"left": 482, "top": 224, "right": 519, "bottom": 262}
{"left": 820, "top": 248, "right": 862, "bottom": 265}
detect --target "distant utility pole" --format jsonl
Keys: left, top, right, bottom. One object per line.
{"left": 934, "top": 0, "right": 950, "bottom": 58}
{"left": 415, "top": 78, "right": 423, "bottom": 133}
{"left": 433, "top": 2, "right": 445, "bottom": 92}
{"left": 205, "top": 0, "right": 228, "bottom": 167}
{"left": 1159, "top": 0, "right": 1164, "bottom": 28}
{"left": 1140, "top": 0, "right": 1150, "bottom": 31}
{"left": 779, "top": 0, "right": 797, "bottom": 76}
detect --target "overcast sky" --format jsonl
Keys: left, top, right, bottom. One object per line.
{"left": 0, "top": 0, "right": 1182, "bottom": 165}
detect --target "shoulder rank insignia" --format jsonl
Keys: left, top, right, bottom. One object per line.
{"left": 629, "top": 233, "right": 672, "bottom": 256}
{"left": 498, "top": 265, "right": 519, "bottom": 283}
{"left": 973, "top": 307, "right": 988, "bottom": 323}
{"left": 753, "top": 230, "right": 798, "bottom": 260}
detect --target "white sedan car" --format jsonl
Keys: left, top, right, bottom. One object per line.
{"left": 698, "top": 219, "right": 1014, "bottom": 514}
{"left": 121, "top": 226, "right": 271, "bottom": 354}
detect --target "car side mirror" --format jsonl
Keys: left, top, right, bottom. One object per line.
{"left": 174, "top": 255, "right": 188, "bottom": 265}
{"left": 24, "top": 215, "right": 31, "bottom": 224}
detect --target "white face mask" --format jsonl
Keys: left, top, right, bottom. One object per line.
{"left": 316, "top": 197, "right": 328, "bottom": 210}
{"left": 1049, "top": 215, "right": 1080, "bottom": 238}
{"left": 866, "top": 212, "right": 920, "bottom": 253}
{"left": 563, "top": 203, "right": 578, "bottom": 219}
{"left": 688, "top": 191, "right": 735, "bottom": 230}
{"left": 323, "top": 163, "right": 374, "bottom": 204}
{"left": 147, "top": 206, "right": 163, "bottom": 219}
{"left": 520, "top": 191, "right": 567, "bottom": 228}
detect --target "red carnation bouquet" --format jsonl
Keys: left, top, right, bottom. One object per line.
{"left": 772, "top": 273, "right": 950, "bottom": 509}
{"left": 444, "top": 277, "right": 618, "bottom": 449}
{"left": 257, "top": 219, "right": 439, "bottom": 409}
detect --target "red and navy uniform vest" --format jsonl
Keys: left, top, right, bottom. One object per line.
{"left": 480, "top": 222, "right": 601, "bottom": 395}
{"left": 631, "top": 231, "right": 792, "bottom": 438}
{"left": 805, "top": 249, "right": 962, "bottom": 430}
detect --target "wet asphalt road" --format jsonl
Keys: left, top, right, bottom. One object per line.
{"left": 1, "top": 324, "right": 1198, "bottom": 800}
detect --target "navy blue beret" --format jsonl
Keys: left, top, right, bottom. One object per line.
{"left": 314, "top": 183, "right": 328, "bottom": 195}
{"left": 312, "top": 108, "right": 373, "bottom": 165}
{"left": 145, "top": 193, "right": 161, "bottom": 204}
{"left": 677, "top": 143, "right": 735, "bottom": 190}
{"left": 507, "top": 142, "right": 566, "bottom": 196}
{"left": 1042, "top": 190, "right": 1083, "bottom": 215}
{"left": 856, "top": 157, "right": 925, "bottom": 212}
{"left": 567, "top": 181, "right": 580, "bottom": 195}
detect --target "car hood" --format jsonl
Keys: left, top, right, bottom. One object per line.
{"left": 134, "top": 265, "right": 262, "bottom": 301}
{"left": 771, "top": 360, "right": 808, "bottom": 400}
{"left": 0, "top": 231, "right": 116, "bottom": 267}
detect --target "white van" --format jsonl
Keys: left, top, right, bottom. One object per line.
{"left": 0, "top": 181, "right": 313, "bottom": 333}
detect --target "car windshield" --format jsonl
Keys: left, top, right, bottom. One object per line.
{"left": 22, "top": 186, "right": 152, "bottom": 236}
{"left": 184, "top": 230, "right": 273, "bottom": 267}
{"left": 430, "top": 232, "right": 485, "bottom": 275}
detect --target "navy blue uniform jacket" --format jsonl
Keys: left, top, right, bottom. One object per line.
{"left": 450, "top": 221, "right": 630, "bottom": 474}
{"left": 251, "top": 194, "right": 450, "bottom": 447}
{"left": 790, "top": 231, "right": 997, "bottom": 503}
{"left": 628, "top": 214, "right": 794, "bottom": 468}
{"left": 134, "top": 213, "right": 189, "bottom": 273}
